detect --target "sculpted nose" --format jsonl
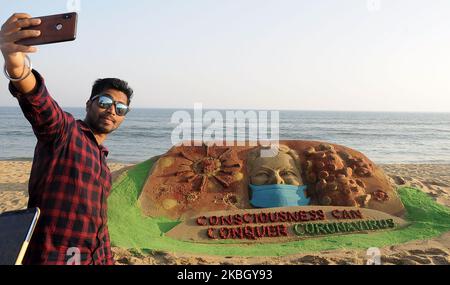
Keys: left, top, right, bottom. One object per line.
{"left": 273, "top": 172, "right": 285, "bottom": 185}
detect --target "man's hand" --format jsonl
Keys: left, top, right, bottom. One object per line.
{"left": 0, "top": 13, "right": 41, "bottom": 94}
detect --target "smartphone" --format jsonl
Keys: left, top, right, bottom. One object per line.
{"left": 0, "top": 208, "right": 40, "bottom": 265}
{"left": 16, "top": 12, "right": 78, "bottom": 46}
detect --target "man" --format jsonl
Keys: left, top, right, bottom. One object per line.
{"left": 0, "top": 13, "right": 133, "bottom": 265}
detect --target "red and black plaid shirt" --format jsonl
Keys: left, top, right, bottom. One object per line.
{"left": 9, "top": 70, "right": 114, "bottom": 265}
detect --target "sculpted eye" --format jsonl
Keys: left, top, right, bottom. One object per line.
{"left": 251, "top": 171, "right": 270, "bottom": 185}
{"left": 280, "top": 170, "right": 297, "bottom": 177}
{"left": 255, "top": 172, "right": 269, "bottom": 178}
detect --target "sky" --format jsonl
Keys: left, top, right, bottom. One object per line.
{"left": 0, "top": 0, "right": 449, "bottom": 112}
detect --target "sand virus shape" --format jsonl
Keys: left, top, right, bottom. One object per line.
{"left": 163, "top": 144, "right": 243, "bottom": 193}
{"left": 304, "top": 144, "right": 372, "bottom": 207}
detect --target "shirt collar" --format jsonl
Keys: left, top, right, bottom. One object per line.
{"left": 77, "top": 120, "right": 109, "bottom": 157}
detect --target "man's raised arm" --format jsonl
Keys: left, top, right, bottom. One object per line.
{"left": 0, "top": 13, "right": 71, "bottom": 142}
{"left": 0, "top": 13, "right": 40, "bottom": 95}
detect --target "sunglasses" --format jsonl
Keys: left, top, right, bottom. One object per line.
{"left": 91, "top": 94, "right": 130, "bottom": 116}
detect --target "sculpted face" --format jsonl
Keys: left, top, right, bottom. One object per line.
{"left": 249, "top": 152, "right": 303, "bottom": 186}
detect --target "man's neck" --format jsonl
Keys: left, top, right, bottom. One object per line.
{"left": 83, "top": 119, "right": 108, "bottom": 145}
{"left": 94, "top": 133, "right": 107, "bottom": 145}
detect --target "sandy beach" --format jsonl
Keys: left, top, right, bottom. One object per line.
{"left": 1, "top": 161, "right": 449, "bottom": 265}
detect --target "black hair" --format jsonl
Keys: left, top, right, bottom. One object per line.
{"left": 90, "top": 78, "right": 134, "bottom": 105}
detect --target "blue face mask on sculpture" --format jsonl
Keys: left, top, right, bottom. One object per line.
{"left": 249, "top": 184, "right": 310, "bottom": 208}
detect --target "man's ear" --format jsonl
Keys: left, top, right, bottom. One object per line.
{"left": 86, "top": 100, "right": 91, "bottom": 113}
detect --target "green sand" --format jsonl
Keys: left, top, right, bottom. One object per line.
{"left": 108, "top": 158, "right": 450, "bottom": 256}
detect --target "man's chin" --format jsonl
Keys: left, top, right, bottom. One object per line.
{"left": 93, "top": 124, "right": 116, "bottom": 134}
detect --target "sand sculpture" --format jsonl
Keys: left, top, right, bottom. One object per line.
{"left": 139, "top": 140, "right": 405, "bottom": 220}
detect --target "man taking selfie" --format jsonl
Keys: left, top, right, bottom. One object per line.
{"left": 0, "top": 13, "right": 133, "bottom": 265}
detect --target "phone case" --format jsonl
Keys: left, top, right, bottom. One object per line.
{"left": 16, "top": 12, "right": 78, "bottom": 46}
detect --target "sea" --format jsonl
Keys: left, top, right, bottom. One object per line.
{"left": 1, "top": 107, "right": 449, "bottom": 164}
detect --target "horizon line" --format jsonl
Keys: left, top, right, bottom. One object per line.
{"left": 1, "top": 105, "right": 450, "bottom": 114}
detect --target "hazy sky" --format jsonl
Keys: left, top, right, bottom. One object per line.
{"left": 1, "top": 0, "right": 449, "bottom": 112}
